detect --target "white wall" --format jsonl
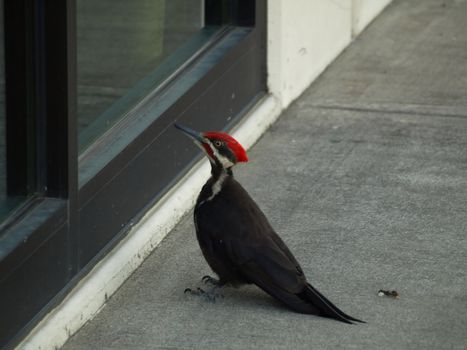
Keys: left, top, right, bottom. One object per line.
{"left": 268, "top": 0, "right": 392, "bottom": 109}
{"left": 352, "top": 0, "right": 392, "bottom": 36}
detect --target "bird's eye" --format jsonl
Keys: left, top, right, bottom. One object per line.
{"left": 214, "top": 140, "right": 222, "bottom": 147}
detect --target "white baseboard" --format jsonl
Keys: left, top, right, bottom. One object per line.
{"left": 17, "top": 94, "right": 282, "bottom": 350}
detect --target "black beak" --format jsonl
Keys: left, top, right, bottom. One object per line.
{"left": 174, "top": 123, "right": 205, "bottom": 143}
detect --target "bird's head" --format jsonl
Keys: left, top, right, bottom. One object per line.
{"left": 175, "top": 123, "right": 248, "bottom": 170}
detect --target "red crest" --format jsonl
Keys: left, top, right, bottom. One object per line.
{"left": 202, "top": 132, "right": 248, "bottom": 163}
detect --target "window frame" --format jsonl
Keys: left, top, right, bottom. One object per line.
{"left": 0, "top": 0, "right": 266, "bottom": 348}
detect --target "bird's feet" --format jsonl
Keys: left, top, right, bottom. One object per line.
{"left": 201, "top": 275, "right": 222, "bottom": 286}
{"left": 184, "top": 286, "right": 224, "bottom": 303}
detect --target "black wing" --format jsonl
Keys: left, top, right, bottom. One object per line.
{"left": 195, "top": 178, "right": 363, "bottom": 323}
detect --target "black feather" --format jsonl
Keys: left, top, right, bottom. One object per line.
{"left": 193, "top": 173, "right": 364, "bottom": 324}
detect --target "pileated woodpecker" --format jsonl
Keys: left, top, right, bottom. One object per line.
{"left": 175, "top": 123, "right": 363, "bottom": 324}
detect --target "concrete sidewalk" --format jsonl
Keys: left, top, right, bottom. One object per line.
{"left": 63, "top": 0, "right": 467, "bottom": 349}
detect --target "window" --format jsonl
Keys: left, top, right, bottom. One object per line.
{"left": 0, "top": 0, "right": 36, "bottom": 229}
{"left": 0, "top": 0, "right": 9, "bottom": 223}
{"left": 0, "top": 0, "right": 265, "bottom": 348}
{"left": 77, "top": 0, "right": 209, "bottom": 152}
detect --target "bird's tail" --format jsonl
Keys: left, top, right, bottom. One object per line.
{"left": 301, "top": 283, "right": 365, "bottom": 324}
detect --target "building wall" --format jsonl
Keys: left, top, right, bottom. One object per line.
{"left": 268, "top": 0, "right": 392, "bottom": 109}
{"left": 352, "top": 0, "right": 392, "bottom": 36}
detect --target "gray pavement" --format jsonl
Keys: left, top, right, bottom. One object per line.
{"left": 63, "top": 0, "right": 467, "bottom": 349}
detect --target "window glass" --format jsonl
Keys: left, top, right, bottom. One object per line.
{"left": 0, "top": 0, "right": 35, "bottom": 226}
{"left": 0, "top": 0, "right": 6, "bottom": 222}
{"left": 77, "top": 0, "right": 210, "bottom": 152}
{"left": 0, "top": 0, "right": 26, "bottom": 225}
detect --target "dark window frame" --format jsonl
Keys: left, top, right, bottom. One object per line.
{"left": 0, "top": 0, "right": 266, "bottom": 348}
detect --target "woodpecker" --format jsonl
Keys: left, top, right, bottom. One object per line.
{"left": 175, "top": 123, "right": 364, "bottom": 324}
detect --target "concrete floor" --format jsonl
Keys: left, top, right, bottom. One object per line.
{"left": 63, "top": 0, "right": 467, "bottom": 349}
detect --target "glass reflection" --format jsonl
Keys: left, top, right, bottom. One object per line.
{"left": 77, "top": 0, "right": 206, "bottom": 152}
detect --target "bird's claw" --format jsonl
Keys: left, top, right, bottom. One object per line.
{"left": 184, "top": 286, "right": 224, "bottom": 302}
{"left": 201, "top": 275, "right": 221, "bottom": 286}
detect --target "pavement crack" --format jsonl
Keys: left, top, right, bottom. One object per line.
{"left": 303, "top": 103, "right": 467, "bottom": 120}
